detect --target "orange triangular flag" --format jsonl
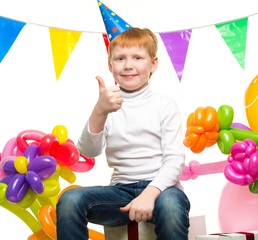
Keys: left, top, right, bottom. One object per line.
{"left": 49, "top": 28, "right": 82, "bottom": 80}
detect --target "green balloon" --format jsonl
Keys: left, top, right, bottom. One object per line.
{"left": 217, "top": 105, "right": 234, "bottom": 130}
{"left": 249, "top": 181, "right": 258, "bottom": 194}
{"left": 217, "top": 130, "right": 235, "bottom": 154}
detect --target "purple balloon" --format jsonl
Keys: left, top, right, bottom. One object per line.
{"left": 6, "top": 174, "right": 29, "bottom": 202}
{"left": 231, "top": 122, "right": 251, "bottom": 131}
{"left": 1, "top": 174, "right": 15, "bottom": 184}
{"left": 28, "top": 156, "right": 56, "bottom": 179}
{"left": 24, "top": 144, "right": 40, "bottom": 161}
{"left": 25, "top": 171, "right": 44, "bottom": 194}
{"left": 2, "top": 160, "right": 16, "bottom": 175}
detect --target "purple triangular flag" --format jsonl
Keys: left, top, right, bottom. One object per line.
{"left": 160, "top": 30, "right": 192, "bottom": 82}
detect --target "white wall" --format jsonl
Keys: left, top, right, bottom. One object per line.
{"left": 0, "top": 0, "right": 258, "bottom": 239}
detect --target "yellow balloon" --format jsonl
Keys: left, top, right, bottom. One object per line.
{"left": 0, "top": 183, "right": 41, "bottom": 232}
{"left": 52, "top": 125, "right": 68, "bottom": 144}
{"left": 38, "top": 178, "right": 60, "bottom": 198}
{"left": 0, "top": 183, "right": 7, "bottom": 201}
{"left": 59, "top": 166, "right": 76, "bottom": 183}
{"left": 14, "top": 156, "right": 28, "bottom": 174}
{"left": 245, "top": 75, "right": 258, "bottom": 132}
{"left": 17, "top": 189, "right": 37, "bottom": 209}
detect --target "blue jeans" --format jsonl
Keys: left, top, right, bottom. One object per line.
{"left": 56, "top": 180, "right": 190, "bottom": 240}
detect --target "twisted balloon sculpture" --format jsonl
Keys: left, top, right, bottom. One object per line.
{"left": 0, "top": 125, "right": 103, "bottom": 240}
{"left": 182, "top": 102, "right": 258, "bottom": 193}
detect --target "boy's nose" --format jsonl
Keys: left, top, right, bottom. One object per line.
{"left": 124, "top": 60, "right": 133, "bottom": 69}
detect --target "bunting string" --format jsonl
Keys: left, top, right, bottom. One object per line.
{"left": 0, "top": 13, "right": 257, "bottom": 80}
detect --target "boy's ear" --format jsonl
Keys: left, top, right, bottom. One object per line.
{"left": 151, "top": 57, "right": 158, "bottom": 72}
{"left": 108, "top": 61, "right": 112, "bottom": 72}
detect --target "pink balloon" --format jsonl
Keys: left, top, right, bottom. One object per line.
{"left": 218, "top": 182, "right": 258, "bottom": 232}
{"left": 1, "top": 137, "right": 22, "bottom": 158}
{"left": 224, "top": 139, "right": 258, "bottom": 185}
{"left": 180, "top": 160, "right": 227, "bottom": 180}
{"left": 68, "top": 154, "right": 95, "bottom": 173}
{"left": 0, "top": 167, "right": 7, "bottom": 180}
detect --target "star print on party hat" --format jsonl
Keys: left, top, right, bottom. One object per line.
{"left": 97, "top": 0, "right": 132, "bottom": 41}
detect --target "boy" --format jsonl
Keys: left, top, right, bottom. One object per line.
{"left": 56, "top": 27, "right": 190, "bottom": 240}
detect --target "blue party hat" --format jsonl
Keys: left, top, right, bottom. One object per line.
{"left": 97, "top": 0, "right": 132, "bottom": 41}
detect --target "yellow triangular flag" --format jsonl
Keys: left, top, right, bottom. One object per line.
{"left": 49, "top": 28, "right": 82, "bottom": 80}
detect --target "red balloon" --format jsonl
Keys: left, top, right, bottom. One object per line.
{"left": 39, "top": 134, "right": 57, "bottom": 155}
{"left": 16, "top": 130, "right": 46, "bottom": 153}
{"left": 49, "top": 142, "right": 79, "bottom": 166}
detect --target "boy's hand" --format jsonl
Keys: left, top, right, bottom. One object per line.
{"left": 120, "top": 186, "right": 161, "bottom": 222}
{"left": 96, "top": 76, "right": 123, "bottom": 114}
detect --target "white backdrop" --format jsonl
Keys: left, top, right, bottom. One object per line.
{"left": 0, "top": 0, "right": 258, "bottom": 239}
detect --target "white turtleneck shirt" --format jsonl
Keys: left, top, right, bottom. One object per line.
{"left": 78, "top": 84, "right": 185, "bottom": 192}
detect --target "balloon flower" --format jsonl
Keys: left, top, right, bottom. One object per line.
{"left": 184, "top": 106, "right": 219, "bottom": 153}
{"left": 184, "top": 104, "right": 258, "bottom": 155}
{"left": 1, "top": 144, "right": 57, "bottom": 203}
{"left": 223, "top": 139, "right": 258, "bottom": 193}
{"left": 0, "top": 124, "right": 99, "bottom": 240}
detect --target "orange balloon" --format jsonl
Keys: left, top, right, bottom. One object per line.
{"left": 184, "top": 106, "right": 219, "bottom": 153}
{"left": 203, "top": 106, "right": 219, "bottom": 131}
{"left": 38, "top": 205, "right": 56, "bottom": 239}
{"left": 28, "top": 229, "right": 48, "bottom": 240}
{"left": 57, "top": 184, "right": 81, "bottom": 201}
{"left": 33, "top": 202, "right": 105, "bottom": 240}
{"left": 190, "top": 134, "right": 207, "bottom": 153}
{"left": 89, "top": 228, "right": 105, "bottom": 240}
{"left": 194, "top": 107, "right": 205, "bottom": 126}
{"left": 244, "top": 75, "right": 258, "bottom": 132}
{"left": 183, "top": 133, "right": 200, "bottom": 148}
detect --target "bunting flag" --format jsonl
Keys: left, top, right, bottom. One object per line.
{"left": 49, "top": 28, "right": 82, "bottom": 80}
{"left": 102, "top": 33, "right": 109, "bottom": 52}
{"left": 0, "top": 14, "right": 254, "bottom": 80}
{"left": 159, "top": 30, "right": 192, "bottom": 82}
{"left": 0, "top": 16, "right": 26, "bottom": 62}
{"left": 215, "top": 17, "right": 248, "bottom": 69}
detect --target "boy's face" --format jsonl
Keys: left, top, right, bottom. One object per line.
{"left": 108, "top": 46, "right": 158, "bottom": 93}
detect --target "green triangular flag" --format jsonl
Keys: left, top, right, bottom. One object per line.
{"left": 216, "top": 17, "right": 248, "bottom": 69}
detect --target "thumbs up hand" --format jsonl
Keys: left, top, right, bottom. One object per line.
{"left": 96, "top": 76, "right": 123, "bottom": 114}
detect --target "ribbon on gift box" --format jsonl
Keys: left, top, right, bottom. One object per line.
{"left": 128, "top": 222, "right": 139, "bottom": 240}
{"left": 211, "top": 232, "right": 255, "bottom": 240}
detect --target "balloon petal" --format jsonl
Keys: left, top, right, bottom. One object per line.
{"left": 28, "top": 156, "right": 57, "bottom": 179}
{"left": 6, "top": 174, "right": 29, "bottom": 202}
{"left": 24, "top": 144, "right": 40, "bottom": 162}
{"left": 26, "top": 171, "right": 44, "bottom": 194}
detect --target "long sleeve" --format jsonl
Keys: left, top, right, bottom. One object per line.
{"left": 149, "top": 99, "right": 185, "bottom": 191}
{"left": 77, "top": 121, "right": 106, "bottom": 158}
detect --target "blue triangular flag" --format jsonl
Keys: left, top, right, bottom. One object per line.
{"left": 0, "top": 16, "right": 26, "bottom": 62}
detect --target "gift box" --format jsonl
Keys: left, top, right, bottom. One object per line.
{"left": 104, "top": 221, "right": 156, "bottom": 240}
{"left": 104, "top": 215, "right": 206, "bottom": 240}
{"left": 195, "top": 230, "right": 258, "bottom": 240}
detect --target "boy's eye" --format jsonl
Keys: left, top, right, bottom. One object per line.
{"left": 134, "top": 56, "right": 142, "bottom": 60}
{"left": 115, "top": 57, "right": 125, "bottom": 61}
